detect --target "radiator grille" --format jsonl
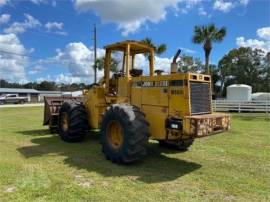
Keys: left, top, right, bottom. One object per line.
{"left": 190, "top": 82, "right": 211, "bottom": 115}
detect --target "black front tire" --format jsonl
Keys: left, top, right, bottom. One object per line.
{"left": 58, "top": 102, "right": 88, "bottom": 142}
{"left": 159, "top": 139, "right": 194, "bottom": 151}
{"left": 177, "top": 139, "right": 194, "bottom": 151}
{"left": 101, "top": 104, "right": 150, "bottom": 164}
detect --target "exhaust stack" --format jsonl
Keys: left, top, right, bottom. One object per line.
{"left": 171, "top": 49, "right": 181, "bottom": 74}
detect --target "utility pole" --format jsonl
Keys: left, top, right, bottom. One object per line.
{"left": 93, "top": 24, "right": 97, "bottom": 83}
{"left": 267, "top": 52, "right": 270, "bottom": 93}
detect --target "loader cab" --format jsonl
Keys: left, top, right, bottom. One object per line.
{"left": 103, "top": 41, "right": 155, "bottom": 99}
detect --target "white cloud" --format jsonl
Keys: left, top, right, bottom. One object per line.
{"left": 184, "top": 0, "right": 202, "bottom": 9}
{"left": 239, "top": 0, "right": 249, "bottom": 6}
{"left": 45, "top": 22, "right": 63, "bottom": 30}
{"left": 4, "top": 14, "right": 41, "bottom": 34}
{"left": 36, "top": 75, "right": 52, "bottom": 83}
{"left": 0, "top": 34, "right": 29, "bottom": 82}
{"left": 198, "top": 7, "right": 207, "bottom": 16}
{"left": 132, "top": 54, "right": 172, "bottom": 74}
{"left": 0, "top": 0, "right": 9, "bottom": 7}
{"left": 179, "top": 47, "right": 196, "bottom": 54}
{"left": 52, "top": 42, "right": 105, "bottom": 83}
{"left": 74, "top": 0, "right": 219, "bottom": 35}
{"left": 213, "top": 0, "right": 250, "bottom": 13}
{"left": 36, "top": 72, "right": 101, "bottom": 84}
{"left": 155, "top": 57, "right": 172, "bottom": 73}
{"left": 28, "top": 65, "right": 45, "bottom": 75}
{"left": 236, "top": 37, "right": 265, "bottom": 49}
{"left": 257, "top": 27, "right": 270, "bottom": 40}
{"left": 0, "top": 14, "right": 11, "bottom": 24}
{"left": 55, "top": 73, "right": 87, "bottom": 84}
{"left": 0, "top": 34, "right": 26, "bottom": 56}
{"left": 52, "top": 1, "right": 57, "bottom": 7}
{"left": 47, "top": 41, "right": 174, "bottom": 83}
{"left": 118, "top": 20, "right": 143, "bottom": 36}
{"left": 176, "top": 0, "right": 202, "bottom": 15}
{"left": 53, "top": 31, "right": 68, "bottom": 36}
{"left": 236, "top": 27, "right": 270, "bottom": 53}
{"left": 74, "top": 0, "right": 181, "bottom": 36}
{"left": 213, "top": 0, "right": 234, "bottom": 13}
{"left": 29, "top": 0, "right": 52, "bottom": 6}
{"left": 44, "top": 21, "right": 67, "bottom": 35}
{"left": 30, "top": 0, "right": 46, "bottom": 4}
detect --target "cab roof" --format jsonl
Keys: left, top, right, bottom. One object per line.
{"left": 104, "top": 40, "right": 154, "bottom": 54}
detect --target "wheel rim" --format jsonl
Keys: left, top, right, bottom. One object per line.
{"left": 62, "top": 112, "right": 69, "bottom": 132}
{"left": 107, "top": 120, "right": 124, "bottom": 149}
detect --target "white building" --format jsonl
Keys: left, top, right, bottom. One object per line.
{"left": 38, "top": 91, "right": 63, "bottom": 102}
{"left": 0, "top": 88, "right": 39, "bottom": 102}
{"left": 0, "top": 88, "right": 81, "bottom": 102}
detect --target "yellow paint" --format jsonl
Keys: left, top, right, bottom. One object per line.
{"left": 107, "top": 120, "right": 124, "bottom": 149}
{"left": 142, "top": 105, "right": 168, "bottom": 139}
{"left": 117, "top": 77, "right": 130, "bottom": 97}
{"left": 83, "top": 40, "right": 230, "bottom": 141}
{"left": 84, "top": 86, "right": 106, "bottom": 128}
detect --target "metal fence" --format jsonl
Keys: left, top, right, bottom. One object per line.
{"left": 212, "top": 100, "right": 270, "bottom": 113}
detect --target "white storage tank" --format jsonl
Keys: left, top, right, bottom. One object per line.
{"left": 226, "top": 84, "right": 252, "bottom": 101}
{"left": 251, "top": 92, "right": 270, "bottom": 101}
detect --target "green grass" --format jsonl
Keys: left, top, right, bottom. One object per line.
{"left": 0, "top": 107, "right": 269, "bottom": 202}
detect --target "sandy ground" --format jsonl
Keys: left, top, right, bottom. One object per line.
{"left": 0, "top": 103, "right": 44, "bottom": 108}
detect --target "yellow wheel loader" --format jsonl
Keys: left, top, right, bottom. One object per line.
{"left": 43, "top": 40, "right": 230, "bottom": 164}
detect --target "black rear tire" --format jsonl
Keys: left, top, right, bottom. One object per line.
{"left": 101, "top": 104, "right": 150, "bottom": 164}
{"left": 58, "top": 101, "right": 88, "bottom": 142}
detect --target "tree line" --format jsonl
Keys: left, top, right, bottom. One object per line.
{"left": 0, "top": 80, "right": 91, "bottom": 91}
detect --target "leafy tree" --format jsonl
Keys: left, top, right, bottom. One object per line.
{"left": 23, "top": 82, "right": 38, "bottom": 89}
{"left": 0, "top": 79, "right": 9, "bottom": 88}
{"left": 192, "top": 24, "right": 226, "bottom": 74}
{"left": 69, "top": 83, "right": 79, "bottom": 91}
{"left": 78, "top": 83, "right": 86, "bottom": 90}
{"left": 0, "top": 79, "right": 89, "bottom": 91}
{"left": 218, "top": 47, "right": 268, "bottom": 94}
{"left": 264, "top": 52, "right": 270, "bottom": 92}
{"left": 179, "top": 55, "right": 204, "bottom": 73}
{"left": 37, "top": 81, "right": 56, "bottom": 91}
{"left": 217, "top": 55, "right": 233, "bottom": 96}
{"left": 140, "top": 38, "right": 167, "bottom": 61}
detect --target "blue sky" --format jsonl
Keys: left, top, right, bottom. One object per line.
{"left": 0, "top": 0, "right": 269, "bottom": 84}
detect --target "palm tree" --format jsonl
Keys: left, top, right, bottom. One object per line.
{"left": 141, "top": 38, "right": 167, "bottom": 61}
{"left": 192, "top": 24, "right": 226, "bottom": 74}
{"left": 94, "top": 56, "right": 120, "bottom": 73}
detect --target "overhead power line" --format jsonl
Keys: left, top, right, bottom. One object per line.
{"left": 0, "top": 50, "right": 42, "bottom": 60}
